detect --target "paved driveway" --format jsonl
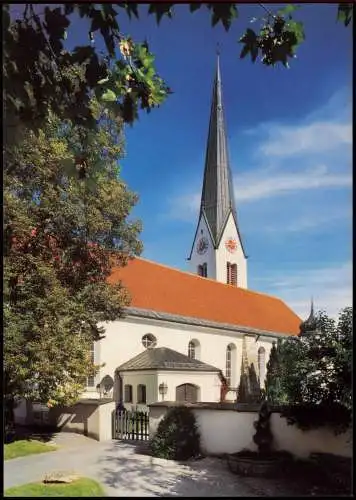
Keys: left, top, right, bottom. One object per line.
{"left": 4, "top": 433, "right": 297, "bottom": 496}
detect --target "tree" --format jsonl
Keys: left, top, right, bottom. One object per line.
{"left": 4, "top": 3, "right": 352, "bottom": 144}
{"left": 4, "top": 96, "right": 142, "bottom": 426}
{"left": 333, "top": 307, "right": 352, "bottom": 410}
{"left": 264, "top": 308, "right": 352, "bottom": 430}
{"left": 3, "top": 3, "right": 171, "bottom": 148}
{"left": 265, "top": 340, "right": 288, "bottom": 404}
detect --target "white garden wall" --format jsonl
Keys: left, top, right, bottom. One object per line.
{"left": 194, "top": 408, "right": 257, "bottom": 455}
{"left": 149, "top": 403, "right": 352, "bottom": 459}
{"left": 48, "top": 399, "right": 115, "bottom": 441}
{"left": 270, "top": 413, "right": 352, "bottom": 458}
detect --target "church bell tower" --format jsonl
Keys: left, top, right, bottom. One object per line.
{"left": 188, "top": 54, "right": 248, "bottom": 288}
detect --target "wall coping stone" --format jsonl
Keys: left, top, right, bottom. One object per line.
{"left": 75, "top": 398, "right": 114, "bottom": 406}
{"left": 148, "top": 401, "right": 285, "bottom": 412}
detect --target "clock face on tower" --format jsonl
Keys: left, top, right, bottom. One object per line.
{"left": 196, "top": 236, "right": 209, "bottom": 255}
{"left": 225, "top": 237, "right": 237, "bottom": 253}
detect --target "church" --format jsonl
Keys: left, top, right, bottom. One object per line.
{"left": 83, "top": 56, "right": 301, "bottom": 408}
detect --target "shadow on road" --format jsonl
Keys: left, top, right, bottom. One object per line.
{"left": 95, "top": 442, "right": 271, "bottom": 497}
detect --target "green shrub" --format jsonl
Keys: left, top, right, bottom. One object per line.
{"left": 150, "top": 407, "right": 201, "bottom": 461}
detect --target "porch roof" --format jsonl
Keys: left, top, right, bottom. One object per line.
{"left": 116, "top": 347, "right": 220, "bottom": 373}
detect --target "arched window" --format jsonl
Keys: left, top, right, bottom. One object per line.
{"left": 258, "top": 347, "right": 266, "bottom": 386}
{"left": 188, "top": 341, "right": 195, "bottom": 359}
{"left": 188, "top": 339, "right": 200, "bottom": 360}
{"left": 124, "top": 384, "right": 133, "bottom": 403}
{"left": 137, "top": 384, "right": 147, "bottom": 404}
{"left": 86, "top": 342, "right": 95, "bottom": 387}
{"left": 198, "top": 263, "right": 208, "bottom": 277}
{"left": 142, "top": 334, "right": 157, "bottom": 349}
{"left": 225, "top": 343, "right": 236, "bottom": 387}
{"left": 227, "top": 263, "right": 238, "bottom": 286}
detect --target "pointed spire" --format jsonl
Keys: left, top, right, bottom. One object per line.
{"left": 310, "top": 296, "right": 314, "bottom": 316}
{"left": 199, "top": 54, "right": 239, "bottom": 247}
{"left": 307, "top": 296, "right": 315, "bottom": 322}
{"left": 299, "top": 297, "right": 317, "bottom": 336}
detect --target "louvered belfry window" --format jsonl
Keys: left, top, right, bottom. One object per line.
{"left": 226, "top": 262, "right": 231, "bottom": 283}
{"left": 198, "top": 263, "right": 208, "bottom": 278}
{"left": 227, "top": 263, "right": 238, "bottom": 286}
{"left": 231, "top": 264, "right": 237, "bottom": 286}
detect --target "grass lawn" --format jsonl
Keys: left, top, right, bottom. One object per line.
{"left": 5, "top": 478, "right": 106, "bottom": 497}
{"left": 4, "top": 439, "right": 58, "bottom": 461}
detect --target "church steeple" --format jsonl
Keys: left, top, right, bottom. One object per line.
{"left": 189, "top": 54, "right": 248, "bottom": 289}
{"left": 200, "top": 54, "right": 242, "bottom": 250}
{"left": 299, "top": 298, "right": 318, "bottom": 336}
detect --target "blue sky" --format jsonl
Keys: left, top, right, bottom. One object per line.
{"left": 116, "top": 4, "right": 352, "bottom": 320}
{"left": 14, "top": 4, "right": 352, "bottom": 319}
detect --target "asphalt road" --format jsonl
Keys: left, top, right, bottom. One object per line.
{"left": 4, "top": 433, "right": 296, "bottom": 497}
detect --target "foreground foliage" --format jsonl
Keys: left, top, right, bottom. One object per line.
{"left": 150, "top": 407, "right": 201, "bottom": 461}
{"left": 4, "top": 102, "right": 142, "bottom": 422}
{"left": 4, "top": 440, "right": 58, "bottom": 461}
{"left": 265, "top": 307, "right": 352, "bottom": 432}
{"left": 4, "top": 478, "right": 106, "bottom": 497}
{"left": 4, "top": 3, "right": 351, "bottom": 141}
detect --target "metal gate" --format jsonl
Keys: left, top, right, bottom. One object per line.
{"left": 112, "top": 410, "right": 149, "bottom": 441}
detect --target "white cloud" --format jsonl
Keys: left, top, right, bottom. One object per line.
{"left": 254, "top": 261, "right": 352, "bottom": 320}
{"left": 234, "top": 164, "right": 351, "bottom": 203}
{"left": 244, "top": 87, "right": 352, "bottom": 160}
{"left": 307, "top": 86, "right": 352, "bottom": 123}
{"left": 257, "top": 121, "right": 351, "bottom": 158}
{"left": 167, "top": 161, "right": 352, "bottom": 221}
{"left": 166, "top": 88, "right": 352, "bottom": 237}
{"left": 263, "top": 207, "right": 352, "bottom": 234}
{"left": 166, "top": 191, "right": 200, "bottom": 222}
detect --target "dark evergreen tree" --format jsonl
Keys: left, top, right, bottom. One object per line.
{"left": 265, "top": 341, "right": 286, "bottom": 404}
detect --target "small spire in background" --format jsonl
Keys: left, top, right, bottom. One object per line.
{"left": 299, "top": 296, "right": 317, "bottom": 337}
{"left": 216, "top": 42, "right": 220, "bottom": 56}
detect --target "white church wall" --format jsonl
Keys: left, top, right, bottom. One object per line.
{"left": 215, "top": 213, "right": 247, "bottom": 289}
{"left": 189, "top": 214, "right": 216, "bottom": 280}
{"left": 157, "top": 370, "right": 221, "bottom": 403}
{"left": 91, "top": 316, "right": 278, "bottom": 403}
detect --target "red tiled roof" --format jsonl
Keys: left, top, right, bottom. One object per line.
{"left": 108, "top": 258, "right": 301, "bottom": 336}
